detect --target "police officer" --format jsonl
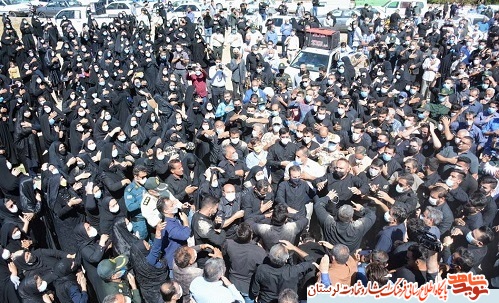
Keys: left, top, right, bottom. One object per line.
{"left": 124, "top": 165, "right": 148, "bottom": 239}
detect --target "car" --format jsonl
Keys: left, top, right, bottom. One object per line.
{"left": 263, "top": 15, "right": 296, "bottom": 44}
{"left": 167, "top": 3, "right": 203, "bottom": 24}
{"left": 105, "top": 1, "right": 142, "bottom": 17}
{"left": 285, "top": 28, "right": 341, "bottom": 81}
{"left": 36, "top": 0, "right": 81, "bottom": 18}
{"left": 0, "top": 0, "right": 32, "bottom": 17}
{"left": 318, "top": 7, "right": 385, "bottom": 33}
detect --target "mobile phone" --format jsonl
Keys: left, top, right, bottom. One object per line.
{"left": 359, "top": 250, "right": 372, "bottom": 256}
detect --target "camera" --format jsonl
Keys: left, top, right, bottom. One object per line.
{"left": 218, "top": 64, "right": 223, "bottom": 69}
{"left": 416, "top": 229, "right": 442, "bottom": 252}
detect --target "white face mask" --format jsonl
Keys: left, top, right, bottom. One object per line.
{"left": 130, "top": 121, "right": 137, "bottom": 127}
{"left": 428, "top": 197, "right": 438, "bottom": 206}
{"left": 384, "top": 211, "right": 392, "bottom": 223}
{"left": 225, "top": 193, "right": 236, "bottom": 202}
{"left": 273, "top": 125, "right": 281, "bottom": 133}
{"left": 255, "top": 174, "right": 265, "bottom": 181}
{"left": 102, "top": 125, "right": 109, "bottom": 132}
{"left": 369, "top": 168, "right": 380, "bottom": 177}
{"left": 202, "top": 124, "right": 209, "bottom": 130}
{"left": 157, "top": 154, "right": 165, "bottom": 161}
{"left": 404, "top": 120, "right": 412, "bottom": 128}
{"left": 352, "top": 133, "right": 361, "bottom": 141}
{"left": 445, "top": 178, "right": 454, "bottom": 188}
{"left": 12, "top": 230, "right": 21, "bottom": 240}
{"left": 38, "top": 280, "right": 48, "bottom": 293}
{"left": 118, "top": 135, "right": 126, "bottom": 142}
{"left": 87, "top": 227, "right": 98, "bottom": 238}
{"left": 230, "top": 138, "right": 240, "bottom": 145}
{"left": 127, "top": 222, "right": 133, "bottom": 232}
{"left": 396, "top": 184, "right": 405, "bottom": 193}
{"left": 109, "top": 204, "right": 120, "bottom": 213}
{"left": 232, "top": 153, "right": 239, "bottom": 161}
{"left": 281, "top": 138, "right": 291, "bottom": 145}
{"left": 88, "top": 143, "right": 96, "bottom": 151}
{"left": 466, "top": 231, "right": 476, "bottom": 244}
{"left": 211, "top": 180, "right": 219, "bottom": 188}
{"left": 112, "top": 149, "right": 118, "bottom": 158}
{"left": 1, "top": 248, "right": 10, "bottom": 260}
{"left": 94, "top": 191, "right": 102, "bottom": 199}
{"left": 8, "top": 205, "right": 18, "bottom": 214}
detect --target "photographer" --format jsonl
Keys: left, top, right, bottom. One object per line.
{"left": 209, "top": 58, "right": 228, "bottom": 107}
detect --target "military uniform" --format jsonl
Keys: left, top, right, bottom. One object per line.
{"left": 124, "top": 182, "right": 147, "bottom": 239}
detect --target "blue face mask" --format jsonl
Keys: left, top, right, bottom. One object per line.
{"left": 116, "top": 269, "right": 126, "bottom": 278}
{"left": 489, "top": 107, "right": 497, "bottom": 114}
{"left": 382, "top": 153, "right": 392, "bottom": 162}
{"left": 259, "top": 105, "right": 266, "bottom": 111}
{"left": 317, "top": 137, "right": 327, "bottom": 144}
{"left": 360, "top": 91, "right": 368, "bottom": 98}
{"left": 418, "top": 113, "right": 426, "bottom": 119}
{"left": 376, "top": 141, "right": 387, "bottom": 148}
{"left": 49, "top": 118, "right": 55, "bottom": 125}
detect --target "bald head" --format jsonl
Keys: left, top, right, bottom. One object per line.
{"left": 319, "top": 126, "right": 328, "bottom": 137}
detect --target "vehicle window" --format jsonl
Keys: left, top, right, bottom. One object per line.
{"left": 331, "top": 10, "right": 343, "bottom": 17}
{"left": 57, "top": 10, "right": 75, "bottom": 19}
{"left": 107, "top": 3, "right": 116, "bottom": 9}
{"left": 272, "top": 18, "right": 283, "bottom": 27}
{"left": 75, "top": 10, "right": 81, "bottom": 19}
{"left": 190, "top": 5, "right": 199, "bottom": 11}
{"left": 400, "top": 2, "right": 412, "bottom": 9}
{"left": 387, "top": 2, "right": 399, "bottom": 9}
{"left": 290, "top": 52, "right": 329, "bottom": 72}
{"left": 118, "top": 4, "right": 127, "bottom": 9}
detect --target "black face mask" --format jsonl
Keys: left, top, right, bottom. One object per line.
{"left": 333, "top": 171, "right": 346, "bottom": 179}
{"left": 234, "top": 105, "right": 242, "bottom": 112}
{"left": 187, "top": 163, "right": 195, "bottom": 170}
{"left": 255, "top": 190, "right": 267, "bottom": 200}
{"left": 289, "top": 178, "right": 301, "bottom": 186}
{"left": 407, "top": 147, "right": 418, "bottom": 156}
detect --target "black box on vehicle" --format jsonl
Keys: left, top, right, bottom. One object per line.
{"left": 305, "top": 28, "right": 340, "bottom": 51}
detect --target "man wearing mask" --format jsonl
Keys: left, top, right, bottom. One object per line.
{"left": 124, "top": 165, "right": 148, "bottom": 239}
{"left": 221, "top": 129, "right": 248, "bottom": 160}
{"left": 191, "top": 196, "right": 226, "bottom": 268}
{"left": 276, "top": 165, "right": 315, "bottom": 218}
{"left": 215, "top": 184, "right": 245, "bottom": 239}
{"left": 218, "top": 145, "right": 248, "bottom": 191}
{"left": 423, "top": 185, "right": 454, "bottom": 237}
{"left": 376, "top": 173, "right": 418, "bottom": 214}
{"left": 375, "top": 204, "right": 408, "bottom": 253}
{"left": 242, "top": 179, "right": 273, "bottom": 221}
{"left": 243, "top": 79, "right": 267, "bottom": 104}
{"left": 172, "top": 44, "right": 190, "bottom": 84}
{"left": 448, "top": 225, "right": 495, "bottom": 268}
{"left": 97, "top": 255, "right": 141, "bottom": 302}
{"left": 313, "top": 159, "right": 369, "bottom": 214}
{"left": 267, "top": 128, "right": 298, "bottom": 191}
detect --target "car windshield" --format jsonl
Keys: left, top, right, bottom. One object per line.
{"left": 290, "top": 51, "right": 329, "bottom": 72}
{"left": 9, "top": 0, "right": 31, "bottom": 4}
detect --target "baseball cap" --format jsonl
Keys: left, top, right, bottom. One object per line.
{"left": 416, "top": 104, "right": 431, "bottom": 112}
{"left": 278, "top": 63, "right": 286, "bottom": 69}
{"left": 251, "top": 44, "right": 258, "bottom": 50}
{"left": 439, "top": 88, "right": 453, "bottom": 96}
{"left": 399, "top": 91, "right": 408, "bottom": 98}
{"left": 97, "top": 255, "right": 128, "bottom": 280}
{"left": 272, "top": 116, "right": 283, "bottom": 125}
{"left": 143, "top": 177, "right": 168, "bottom": 192}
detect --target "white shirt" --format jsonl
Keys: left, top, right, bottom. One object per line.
{"left": 212, "top": 32, "right": 225, "bottom": 48}
{"left": 190, "top": 277, "right": 245, "bottom": 303}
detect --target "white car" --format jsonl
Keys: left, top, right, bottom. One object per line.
{"left": 0, "top": 0, "right": 32, "bottom": 17}
{"left": 105, "top": 1, "right": 142, "bottom": 17}
{"left": 167, "top": 3, "right": 203, "bottom": 23}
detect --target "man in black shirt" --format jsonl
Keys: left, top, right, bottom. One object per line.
{"left": 267, "top": 128, "right": 298, "bottom": 191}
{"left": 166, "top": 159, "right": 198, "bottom": 204}
{"left": 275, "top": 165, "right": 315, "bottom": 218}
{"left": 191, "top": 195, "right": 226, "bottom": 268}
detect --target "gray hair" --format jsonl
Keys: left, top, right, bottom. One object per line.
{"left": 338, "top": 205, "right": 354, "bottom": 223}
{"left": 278, "top": 288, "right": 299, "bottom": 303}
{"left": 203, "top": 258, "right": 226, "bottom": 282}
{"left": 425, "top": 206, "right": 443, "bottom": 225}
{"left": 332, "top": 244, "right": 350, "bottom": 265}
{"left": 269, "top": 244, "right": 289, "bottom": 267}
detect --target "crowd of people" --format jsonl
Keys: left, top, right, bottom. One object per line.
{"left": 1, "top": 1, "right": 499, "bottom": 303}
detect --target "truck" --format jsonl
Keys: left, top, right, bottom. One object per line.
{"left": 284, "top": 28, "right": 341, "bottom": 82}
{"left": 52, "top": 5, "right": 113, "bottom": 35}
